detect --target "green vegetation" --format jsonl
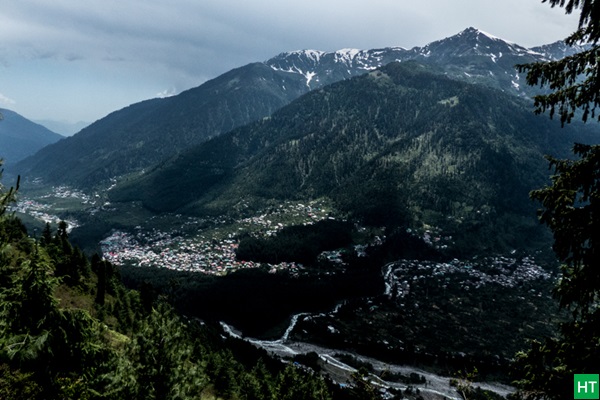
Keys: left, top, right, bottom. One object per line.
{"left": 513, "top": 1, "right": 600, "bottom": 399}
{"left": 292, "top": 261, "right": 560, "bottom": 381}
{"left": 110, "top": 61, "right": 598, "bottom": 256}
{"left": 6, "top": 14, "right": 600, "bottom": 399}
{"left": 0, "top": 165, "right": 378, "bottom": 399}
{"left": 119, "top": 262, "right": 383, "bottom": 339}
{"left": 14, "top": 63, "right": 311, "bottom": 189}
{"left": 236, "top": 219, "right": 354, "bottom": 265}
{"left": 451, "top": 372, "right": 507, "bottom": 400}
{"left": 114, "top": 224, "right": 449, "bottom": 339}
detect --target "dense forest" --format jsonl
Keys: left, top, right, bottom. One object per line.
{"left": 2, "top": 170, "right": 517, "bottom": 399}
{"left": 118, "top": 225, "right": 443, "bottom": 339}
{"left": 110, "top": 62, "right": 597, "bottom": 257}
{"left": 0, "top": 169, "right": 395, "bottom": 400}
{"left": 235, "top": 220, "right": 355, "bottom": 265}
{"left": 3, "top": 1, "right": 600, "bottom": 398}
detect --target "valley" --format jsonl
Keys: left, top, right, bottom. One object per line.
{"left": 99, "top": 199, "right": 336, "bottom": 275}
{"left": 216, "top": 255, "right": 553, "bottom": 399}
{"left": 3, "top": 25, "right": 599, "bottom": 399}
{"left": 12, "top": 182, "right": 345, "bottom": 274}
{"left": 11, "top": 179, "right": 562, "bottom": 399}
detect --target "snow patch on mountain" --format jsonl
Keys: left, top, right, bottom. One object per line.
{"left": 335, "top": 48, "right": 361, "bottom": 64}
{"left": 302, "top": 49, "right": 324, "bottom": 63}
{"left": 468, "top": 28, "right": 516, "bottom": 45}
{"left": 263, "top": 27, "right": 589, "bottom": 98}
{"left": 305, "top": 71, "right": 317, "bottom": 86}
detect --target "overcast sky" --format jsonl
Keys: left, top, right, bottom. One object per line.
{"left": 0, "top": 0, "right": 580, "bottom": 126}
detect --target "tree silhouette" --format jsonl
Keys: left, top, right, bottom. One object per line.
{"left": 514, "top": 1, "right": 600, "bottom": 398}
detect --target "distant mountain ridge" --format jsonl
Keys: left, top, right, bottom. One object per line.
{"left": 264, "top": 27, "right": 579, "bottom": 98}
{"left": 15, "top": 63, "right": 311, "bottom": 186}
{"left": 530, "top": 40, "right": 591, "bottom": 60}
{"left": 34, "top": 119, "right": 90, "bottom": 136}
{"left": 0, "top": 108, "right": 63, "bottom": 165}
{"left": 14, "top": 27, "right": 588, "bottom": 187}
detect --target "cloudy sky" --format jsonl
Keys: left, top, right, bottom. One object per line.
{"left": 0, "top": 0, "right": 580, "bottom": 127}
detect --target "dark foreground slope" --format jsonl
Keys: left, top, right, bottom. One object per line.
{"left": 111, "top": 62, "right": 598, "bottom": 254}
{"left": 0, "top": 194, "right": 349, "bottom": 400}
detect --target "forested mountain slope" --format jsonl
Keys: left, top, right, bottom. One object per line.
{"left": 15, "top": 28, "right": 576, "bottom": 189}
{"left": 111, "top": 62, "right": 598, "bottom": 254}
{"left": 14, "top": 63, "right": 310, "bottom": 187}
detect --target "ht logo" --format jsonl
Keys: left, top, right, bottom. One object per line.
{"left": 574, "top": 375, "right": 599, "bottom": 399}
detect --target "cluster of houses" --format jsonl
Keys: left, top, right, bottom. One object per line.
{"left": 237, "top": 200, "right": 332, "bottom": 236}
{"left": 38, "top": 185, "right": 92, "bottom": 203}
{"left": 100, "top": 229, "right": 308, "bottom": 275}
{"left": 12, "top": 183, "right": 336, "bottom": 276}
{"left": 11, "top": 196, "right": 79, "bottom": 232}
{"left": 99, "top": 200, "right": 334, "bottom": 275}
{"left": 384, "top": 256, "right": 553, "bottom": 300}
{"left": 11, "top": 198, "right": 52, "bottom": 221}
{"left": 11, "top": 184, "right": 111, "bottom": 230}
{"left": 100, "top": 230, "right": 265, "bottom": 274}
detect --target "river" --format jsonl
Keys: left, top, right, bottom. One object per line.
{"left": 220, "top": 298, "right": 515, "bottom": 400}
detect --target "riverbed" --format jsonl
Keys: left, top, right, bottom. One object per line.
{"left": 220, "top": 310, "right": 515, "bottom": 400}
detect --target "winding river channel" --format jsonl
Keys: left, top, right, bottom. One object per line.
{"left": 220, "top": 269, "right": 516, "bottom": 400}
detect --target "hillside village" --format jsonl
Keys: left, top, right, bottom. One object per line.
{"left": 13, "top": 184, "right": 553, "bottom": 289}
{"left": 10, "top": 185, "right": 83, "bottom": 230}
{"left": 100, "top": 199, "right": 335, "bottom": 275}
{"left": 10, "top": 184, "right": 341, "bottom": 275}
{"left": 100, "top": 229, "right": 282, "bottom": 275}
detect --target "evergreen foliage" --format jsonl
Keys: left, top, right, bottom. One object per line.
{"left": 0, "top": 162, "right": 364, "bottom": 400}
{"left": 236, "top": 219, "right": 354, "bottom": 265}
{"left": 120, "top": 262, "right": 382, "bottom": 339}
{"left": 513, "top": 1, "right": 600, "bottom": 399}
{"left": 517, "top": 0, "right": 600, "bottom": 125}
{"left": 14, "top": 63, "right": 311, "bottom": 188}
{"left": 514, "top": 144, "right": 600, "bottom": 399}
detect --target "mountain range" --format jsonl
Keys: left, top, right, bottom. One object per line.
{"left": 109, "top": 61, "right": 597, "bottom": 254}
{"left": 0, "top": 108, "right": 63, "bottom": 165}
{"left": 14, "top": 27, "right": 586, "bottom": 188}
{"left": 9, "top": 27, "right": 600, "bottom": 255}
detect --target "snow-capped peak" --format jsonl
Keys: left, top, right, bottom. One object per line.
{"left": 285, "top": 49, "right": 326, "bottom": 63}
{"left": 262, "top": 27, "right": 588, "bottom": 98}
{"left": 458, "top": 27, "right": 508, "bottom": 43}
{"left": 335, "top": 48, "right": 362, "bottom": 58}
{"left": 418, "top": 26, "right": 541, "bottom": 59}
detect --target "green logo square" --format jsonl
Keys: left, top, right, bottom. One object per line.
{"left": 574, "top": 374, "right": 599, "bottom": 399}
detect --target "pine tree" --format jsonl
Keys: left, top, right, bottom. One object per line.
{"left": 95, "top": 258, "right": 106, "bottom": 306}
{"left": 105, "top": 302, "right": 207, "bottom": 399}
{"left": 57, "top": 220, "right": 69, "bottom": 240}
{"left": 275, "top": 364, "right": 332, "bottom": 400}
{"left": 41, "top": 223, "right": 52, "bottom": 246}
{"left": 517, "top": 0, "right": 600, "bottom": 125}
{"left": 514, "top": 1, "right": 600, "bottom": 399}
{"left": 0, "top": 162, "right": 18, "bottom": 219}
